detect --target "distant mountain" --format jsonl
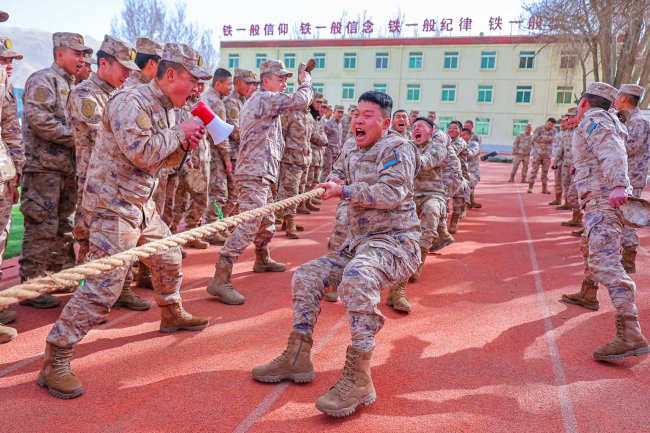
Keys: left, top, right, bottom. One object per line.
{"left": 0, "top": 26, "right": 102, "bottom": 89}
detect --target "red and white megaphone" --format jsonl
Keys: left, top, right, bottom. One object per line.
{"left": 191, "top": 101, "right": 234, "bottom": 143}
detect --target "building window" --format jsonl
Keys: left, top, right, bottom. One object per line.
{"left": 256, "top": 53, "right": 267, "bottom": 68}
{"left": 516, "top": 85, "right": 533, "bottom": 104}
{"left": 283, "top": 53, "right": 296, "bottom": 69}
{"left": 285, "top": 82, "right": 295, "bottom": 93}
{"left": 228, "top": 54, "right": 239, "bottom": 69}
{"left": 375, "top": 52, "right": 389, "bottom": 69}
{"left": 442, "top": 84, "right": 456, "bottom": 103}
{"left": 519, "top": 51, "right": 536, "bottom": 69}
{"left": 478, "top": 85, "right": 494, "bottom": 103}
{"left": 480, "top": 51, "right": 497, "bottom": 70}
{"left": 342, "top": 83, "right": 355, "bottom": 100}
{"left": 560, "top": 52, "right": 576, "bottom": 69}
{"left": 373, "top": 83, "right": 388, "bottom": 93}
{"left": 556, "top": 86, "right": 573, "bottom": 104}
{"left": 475, "top": 118, "right": 491, "bottom": 136}
{"left": 314, "top": 53, "right": 326, "bottom": 69}
{"left": 513, "top": 119, "right": 529, "bottom": 136}
{"left": 407, "top": 84, "right": 421, "bottom": 101}
{"left": 439, "top": 116, "right": 453, "bottom": 130}
{"left": 312, "top": 83, "right": 324, "bottom": 94}
{"left": 409, "top": 51, "right": 423, "bottom": 69}
{"left": 444, "top": 51, "right": 459, "bottom": 69}
{"left": 343, "top": 53, "right": 357, "bottom": 69}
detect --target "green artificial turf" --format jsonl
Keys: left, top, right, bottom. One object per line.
{"left": 3, "top": 204, "right": 23, "bottom": 259}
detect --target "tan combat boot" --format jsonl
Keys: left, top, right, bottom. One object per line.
{"left": 206, "top": 256, "right": 245, "bottom": 305}
{"left": 136, "top": 263, "right": 153, "bottom": 289}
{"left": 159, "top": 302, "right": 209, "bottom": 333}
{"left": 253, "top": 248, "right": 286, "bottom": 273}
{"left": 305, "top": 199, "right": 320, "bottom": 212}
{"left": 593, "top": 313, "right": 650, "bottom": 360}
{"left": 323, "top": 285, "right": 339, "bottom": 302}
{"left": 527, "top": 182, "right": 534, "bottom": 193}
{"left": 561, "top": 279, "right": 599, "bottom": 311}
{"left": 113, "top": 282, "right": 152, "bottom": 311}
{"left": 391, "top": 282, "right": 412, "bottom": 313}
{"left": 448, "top": 211, "right": 461, "bottom": 234}
{"left": 572, "top": 227, "right": 585, "bottom": 237}
{"left": 430, "top": 224, "right": 455, "bottom": 253}
{"left": 541, "top": 182, "right": 551, "bottom": 194}
{"left": 548, "top": 192, "right": 562, "bottom": 205}
{"left": 284, "top": 215, "right": 299, "bottom": 239}
{"left": 621, "top": 247, "right": 637, "bottom": 274}
{"left": 0, "top": 309, "right": 17, "bottom": 324}
{"left": 274, "top": 209, "right": 283, "bottom": 225}
{"left": 409, "top": 247, "right": 428, "bottom": 282}
{"left": 508, "top": 174, "right": 515, "bottom": 183}
{"left": 252, "top": 331, "right": 315, "bottom": 383}
{"left": 296, "top": 202, "right": 311, "bottom": 215}
{"left": 561, "top": 210, "right": 583, "bottom": 227}
{"left": 385, "top": 285, "right": 396, "bottom": 307}
{"left": 0, "top": 325, "right": 17, "bottom": 343}
{"left": 19, "top": 294, "right": 61, "bottom": 309}
{"left": 37, "top": 342, "right": 84, "bottom": 399}
{"left": 468, "top": 191, "right": 482, "bottom": 209}
{"left": 315, "top": 346, "right": 376, "bottom": 417}
{"left": 311, "top": 197, "right": 322, "bottom": 205}
{"left": 205, "top": 231, "right": 228, "bottom": 246}
{"left": 556, "top": 200, "right": 571, "bottom": 211}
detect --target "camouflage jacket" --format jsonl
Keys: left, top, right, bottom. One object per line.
{"left": 1, "top": 83, "right": 24, "bottom": 177}
{"left": 624, "top": 107, "right": 650, "bottom": 189}
{"left": 391, "top": 128, "right": 410, "bottom": 140}
{"left": 124, "top": 70, "right": 150, "bottom": 88}
{"left": 572, "top": 107, "right": 630, "bottom": 206}
{"left": 331, "top": 130, "right": 421, "bottom": 252}
{"left": 22, "top": 62, "right": 76, "bottom": 175}
{"left": 413, "top": 132, "right": 450, "bottom": 197}
{"left": 439, "top": 131, "right": 463, "bottom": 197}
{"left": 224, "top": 91, "right": 246, "bottom": 160}
{"left": 450, "top": 135, "right": 470, "bottom": 181}
{"left": 236, "top": 83, "right": 313, "bottom": 183}
{"left": 560, "top": 129, "right": 575, "bottom": 167}
{"left": 513, "top": 132, "right": 533, "bottom": 155}
{"left": 532, "top": 125, "right": 555, "bottom": 158}
{"left": 341, "top": 114, "right": 352, "bottom": 144}
{"left": 281, "top": 109, "right": 313, "bottom": 168}
{"left": 323, "top": 117, "right": 343, "bottom": 154}
{"left": 308, "top": 114, "right": 327, "bottom": 166}
{"left": 466, "top": 135, "right": 481, "bottom": 176}
{"left": 83, "top": 80, "right": 186, "bottom": 226}
{"left": 201, "top": 86, "right": 230, "bottom": 161}
{"left": 551, "top": 130, "right": 565, "bottom": 164}
{"left": 67, "top": 73, "right": 116, "bottom": 184}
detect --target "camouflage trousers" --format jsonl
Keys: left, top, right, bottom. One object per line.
{"left": 528, "top": 153, "right": 550, "bottom": 186}
{"left": 0, "top": 180, "right": 14, "bottom": 268}
{"left": 562, "top": 165, "right": 579, "bottom": 209}
{"left": 553, "top": 165, "right": 563, "bottom": 195}
{"left": 306, "top": 164, "right": 322, "bottom": 191}
{"left": 46, "top": 210, "right": 183, "bottom": 348}
{"left": 159, "top": 171, "right": 179, "bottom": 226}
{"left": 580, "top": 201, "right": 637, "bottom": 314}
{"left": 219, "top": 175, "right": 275, "bottom": 261}
{"left": 510, "top": 153, "right": 530, "bottom": 181}
{"left": 206, "top": 149, "right": 236, "bottom": 222}
{"left": 321, "top": 146, "right": 340, "bottom": 181}
{"left": 621, "top": 188, "right": 643, "bottom": 249}
{"left": 328, "top": 200, "right": 350, "bottom": 252}
{"left": 292, "top": 237, "right": 420, "bottom": 352}
{"left": 73, "top": 171, "right": 90, "bottom": 263}
{"left": 277, "top": 162, "right": 308, "bottom": 217}
{"left": 19, "top": 171, "right": 76, "bottom": 281}
{"left": 415, "top": 194, "right": 447, "bottom": 250}
{"left": 172, "top": 164, "right": 209, "bottom": 231}
{"left": 469, "top": 162, "right": 480, "bottom": 189}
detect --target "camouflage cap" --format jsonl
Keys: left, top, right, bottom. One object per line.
{"left": 52, "top": 32, "right": 93, "bottom": 54}
{"left": 99, "top": 35, "right": 138, "bottom": 70}
{"left": 244, "top": 71, "right": 259, "bottom": 84}
{"left": 0, "top": 37, "right": 23, "bottom": 60}
{"left": 410, "top": 110, "right": 420, "bottom": 116}
{"left": 334, "top": 104, "right": 344, "bottom": 111}
{"left": 234, "top": 67, "right": 258, "bottom": 83}
{"left": 162, "top": 43, "right": 212, "bottom": 81}
{"left": 83, "top": 53, "right": 96, "bottom": 65}
{"left": 313, "top": 92, "right": 324, "bottom": 102}
{"left": 567, "top": 107, "right": 578, "bottom": 115}
{"left": 427, "top": 111, "right": 436, "bottom": 117}
{"left": 585, "top": 82, "right": 618, "bottom": 103}
{"left": 348, "top": 104, "right": 357, "bottom": 110}
{"left": 618, "top": 84, "right": 645, "bottom": 99}
{"left": 136, "top": 37, "right": 163, "bottom": 57}
{"left": 620, "top": 197, "right": 650, "bottom": 228}
{"left": 0, "top": 11, "right": 8, "bottom": 22}
{"left": 260, "top": 59, "right": 292, "bottom": 77}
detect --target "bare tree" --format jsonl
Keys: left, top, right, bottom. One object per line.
{"left": 111, "top": 0, "right": 218, "bottom": 70}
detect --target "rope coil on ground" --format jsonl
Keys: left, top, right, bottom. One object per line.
{"left": 0, "top": 188, "right": 325, "bottom": 307}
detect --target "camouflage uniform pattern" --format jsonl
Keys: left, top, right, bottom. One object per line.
{"left": 2, "top": 84, "right": 25, "bottom": 176}
{"left": 511, "top": 132, "right": 533, "bottom": 181}
{"left": 124, "top": 70, "right": 150, "bottom": 88}
{"left": 551, "top": 130, "right": 565, "bottom": 195}
{"left": 449, "top": 136, "right": 470, "bottom": 211}
{"left": 306, "top": 113, "right": 327, "bottom": 190}
{"left": 67, "top": 73, "right": 116, "bottom": 262}
{"left": 19, "top": 62, "right": 77, "bottom": 280}
{"left": 621, "top": 107, "right": 650, "bottom": 248}
{"left": 340, "top": 113, "right": 352, "bottom": 145}
{"left": 0, "top": 77, "right": 20, "bottom": 266}
{"left": 219, "top": 82, "right": 313, "bottom": 260}
{"left": 573, "top": 107, "right": 637, "bottom": 314}
{"left": 528, "top": 125, "right": 555, "bottom": 187}
{"left": 277, "top": 110, "right": 313, "bottom": 217}
{"left": 292, "top": 131, "right": 421, "bottom": 352}
{"left": 322, "top": 117, "right": 342, "bottom": 180}
{"left": 560, "top": 129, "right": 578, "bottom": 208}
{"left": 466, "top": 135, "right": 481, "bottom": 189}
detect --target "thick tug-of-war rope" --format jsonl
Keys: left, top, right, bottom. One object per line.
{"left": 0, "top": 188, "right": 325, "bottom": 307}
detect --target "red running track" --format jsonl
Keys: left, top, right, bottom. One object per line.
{"left": 1, "top": 161, "right": 649, "bottom": 433}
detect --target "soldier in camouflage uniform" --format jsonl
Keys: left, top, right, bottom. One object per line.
{"left": 549, "top": 116, "right": 567, "bottom": 206}
{"left": 67, "top": 35, "right": 150, "bottom": 311}
{"left": 252, "top": 91, "right": 421, "bottom": 417}
{"left": 206, "top": 59, "right": 312, "bottom": 305}
{"left": 322, "top": 104, "right": 344, "bottom": 181}
{"left": 19, "top": 32, "right": 92, "bottom": 309}
{"left": 74, "top": 53, "right": 94, "bottom": 83}
{"left": 447, "top": 121, "right": 469, "bottom": 234}
{"left": 390, "top": 109, "right": 409, "bottom": 139}
{"left": 557, "top": 109, "right": 583, "bottom": 228}
{"left": 527, "top": 118, "right": 557, "bottom": 194}
{"left": 428, "top": 111, "right": 437, "bottom": 124}
{"left": 613, "top": 84, "right": 650, "bottom": 273}
{"left": 510, "top": 123, "right": 533, "bottom": 182}
{"left": 406, "top": 110, "right": 418, "bottom": 140}
{"left": 124, "top": 37, "right": 163, "bottom": 88}
{"left": 306, "top": 93, "right": 328, "bottom": 195}
{"left": 38, "top": 43, "right": 212, "bottom": 399}
{"left": 561, "top": 82, "right": 649, "bottom": 361}
{"left": 462, "top": 127, "right": 482, "bottom": 209}
{"left": 201, "top": 68, "right": 233, "bottom": 245}
{"left": 340, "top": 104, "right": 354, "bottom": 144}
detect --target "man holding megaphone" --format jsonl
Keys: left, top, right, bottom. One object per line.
{"left": 206, "top": 59, "right": 314, "bottom": 305}
{"left": 38, "top": 43, "right": 213, "bottom": 400}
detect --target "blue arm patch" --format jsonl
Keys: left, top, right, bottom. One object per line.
{"left": 383, "top": 159, "right": 398, "bottom": 169}
{"left": 587, "top": 120, "right": 598, "bottom": 136}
